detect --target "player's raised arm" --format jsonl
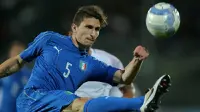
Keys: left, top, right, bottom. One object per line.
{"left": 0, "top": 55, "right": 25, "bottom": 78}
{"left": 113, "top": 45, "right": 149, "bottom": 85}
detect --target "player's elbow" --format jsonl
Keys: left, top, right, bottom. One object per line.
{"left": 16, "top": 55, "right": 25, "bottom": 68}
{"left": 113, "top": 70, "right": 133, "bottom": 85}
{"left": 121, "top": 74, "right": 134, "bottom": 85}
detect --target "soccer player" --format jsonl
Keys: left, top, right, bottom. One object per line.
{"left": 0, "top": 41, "right": 31, "bottom": 112}
{"left": 75, "top": 48, "right": 136, "bottom": 98}
{"left": 0, "top": 5, "right": 171, "bottom": 112}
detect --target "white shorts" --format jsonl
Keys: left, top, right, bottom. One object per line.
{"left": 75, "top": 81, "right": 123, "bottom": 98}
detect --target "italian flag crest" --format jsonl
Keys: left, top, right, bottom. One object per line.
{"left": 79, "top": 60, "right": 87, "bottom": 71}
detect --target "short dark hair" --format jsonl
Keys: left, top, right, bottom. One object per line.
{"left": 73, "top": 5, "right": 108, "bottom": 28}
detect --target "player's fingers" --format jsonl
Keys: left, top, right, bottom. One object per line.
{"left": 140, "top": 51, "right": 149, "bottom": 60}
{"left": 138, "top": 49, "right": 146, "bottom": 57}
{"left": 133, "top": 46, "right": 149, "bottom": 58}
{"left": 141, "top": 47, "right": 149, "bottom": 57}
{"left": 143, "top": 47, "right": 149, "bottom": 53}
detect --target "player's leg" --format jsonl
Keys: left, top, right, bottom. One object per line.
{"left": 16, "top": 89, "right": 79, "bottom": 112}
{"left": 71, "top": 97, "right": 91, "bottom": 112}
{"left": 17, "top": 74, "right": 170, "bottom": 112}
{"left": 85, "top": 75, "right": 171, "bottom": 112}
{"left": 64, "top": 74, "right": 171, "bottom": 112}
{"left": 62, "top": 96, "right": 144, "bottom": 112}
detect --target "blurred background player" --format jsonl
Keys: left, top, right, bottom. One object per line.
{"left": 75, "top": 48, "right": 140, "bottom": 98}
{"left": 0, "top": 41, "right": 31, "bottom": 112}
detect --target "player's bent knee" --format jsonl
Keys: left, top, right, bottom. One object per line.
{"left": 62, "top": 97, "right": 90, "bottom": 112}
{"left": 72, "top": 97, "right": 90, "bottom": 112}
{"left": 61, "top": 103, "right": 73, "bottom": 112}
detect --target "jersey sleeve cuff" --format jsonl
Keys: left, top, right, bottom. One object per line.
{"left": 106, "top": 66, "right": 120, "bottom": 86}
{"left": 19, "top": 51, "right": 31, "bottom": 62}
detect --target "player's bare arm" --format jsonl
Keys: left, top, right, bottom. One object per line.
{"left": 0, "top": 55, "right": 25, "bottom": 78}
{"left": 113, "top": 46, "right": 149, "bottom": 84}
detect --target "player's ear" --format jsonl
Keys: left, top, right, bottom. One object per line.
{"left": 71, "top": 23, "right": 77, "bottom": 33}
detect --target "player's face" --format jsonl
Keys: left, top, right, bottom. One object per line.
{"left": 9, "top": 45, "right": 25, "bottom": 58}
{"left": 72, "top": 17, "right": 101, "bottom": 47}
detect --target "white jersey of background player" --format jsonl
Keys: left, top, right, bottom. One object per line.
{"left": 75, "top": 48, "right": 139, "bottom": 98}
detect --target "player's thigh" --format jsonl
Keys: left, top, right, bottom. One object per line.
{"left": 62, "top": 97, "right": 90, "bottom": 112}
{"left": 17, "top": 89, "right": 78, "bottom": 112}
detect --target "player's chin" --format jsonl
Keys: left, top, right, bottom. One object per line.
{"left": 84, "top": 41, "right": 94, "bottom": 47}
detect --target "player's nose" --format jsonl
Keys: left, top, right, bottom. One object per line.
{"left": 90, "top": 30, "right": 96, "bottom": 39}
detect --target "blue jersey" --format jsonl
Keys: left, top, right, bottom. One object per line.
{"left": 0, "top": 67, "right": 31, "bottom": 112}
{"left": 20, "top": 31, "right": 118, "bottom": 93}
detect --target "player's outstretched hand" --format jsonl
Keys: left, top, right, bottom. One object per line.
{"left": 133, "top": 45, "right": 149, "bottom": 60}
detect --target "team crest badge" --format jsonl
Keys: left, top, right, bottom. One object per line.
{"left": 79, "top": 60, "right": 87, "bottom": 71}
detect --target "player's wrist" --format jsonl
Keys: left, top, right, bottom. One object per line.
{"left": 129, "top": 57, "right": 143, "bottom": 66}
{"left": 132, "top": 56, "right": 142, "bottom": 62}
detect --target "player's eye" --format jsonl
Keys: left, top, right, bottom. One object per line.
{"left": 85, "top": 25, "right": 93, "bottom": 29}
{"left": 95, "top": 27, "right": 100, "bottom": 31}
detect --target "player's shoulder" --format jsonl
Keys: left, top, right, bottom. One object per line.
{"left": 35, "top": 31, "right": 54, "bottom": 39}
{"left": 35, "top": 31, "right": 71, "bottom": 43}
{"left": 37, "top": 31, "right": 62, "bottom": 36}
{"left": 32, "top": 31, "right": 54, "bottom": 42}
{"left": 36, "top": 31, "right": 68, "bottom": 39}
